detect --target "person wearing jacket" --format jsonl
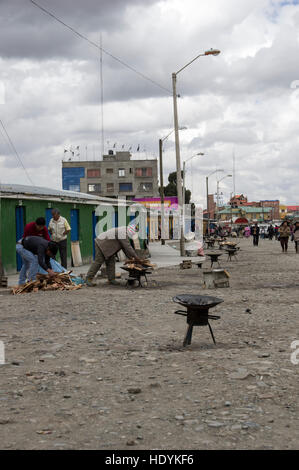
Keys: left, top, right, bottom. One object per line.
{"left": 20, "top": 236, "right": 58, "bottom": 283}
{"left": 278, "top": 221, "right": 291, "bottom": 252}
{"left": 268, "top": 224, "right": 274, "bottom": 241}
{"left": 23, "top": 217, "right": 51, "bottom": 241}
{"left": 293, "top": 222, "right": 299, "bottom": 254}
{"left": 16, "top": 217, "right": 51, "bottom": 286}
{"left": 251, "top": 223, "right": 260, "bottom": 246}
{"left": 86, "top": 225, "right": 143, "bottom": 286}
{"left": 48, "top": 209, "right": 71, "bottom": 268}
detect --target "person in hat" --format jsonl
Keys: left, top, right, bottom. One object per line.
{"left": 86, "top": 224, "right": 143, "bottom": 286}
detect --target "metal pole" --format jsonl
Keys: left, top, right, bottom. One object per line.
{"left": 206, "top": 176, "right": 210, "bottom": 236}
{"left": 216, "top": 180, "right": 219, "bottom": 223}
{"left": 172, "top": 72, "right": 185, "bottom": 256}
{"left": 183, "top": 160, "right": 186, "bottom": 236}
{"left": 159, "top": 138, "right": 165, "bottom": 245}
{"left": 230, "top": 192, "right": 233, "bottom": 235}
{"left": 183, "top": 161, "right": 186, "bottom": 206}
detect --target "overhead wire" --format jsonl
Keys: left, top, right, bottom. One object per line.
{"left": 0, "top": 118, "right": 34, "bottom": 186}
{"left": 29, "top": 0, "right": 172, "bottom": 95}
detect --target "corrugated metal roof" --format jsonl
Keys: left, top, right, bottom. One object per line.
{"left": 0, "top": 183, "right": 130, "bottom": 205}
{"left": 219, "top": 206, "right": 271, "bottom": 214}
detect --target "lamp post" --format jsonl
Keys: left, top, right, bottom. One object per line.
{"left": 182, "top": 153, "right": 204, "bottom": 235}
{"left": 206, "top": 169, "right": 224, "bottom": 236}
{"left": 216, "top": 174, "right": 232, "bottom": 223}
{"left": 172, "top": 48, "right": 221, "bottom": 256}
{"left": 159, "top": 127, "right": 187, "bottom": 245}
{"left": 183, "top": 153, "right": 205, "bottom": 206}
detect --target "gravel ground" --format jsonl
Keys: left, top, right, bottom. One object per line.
{"left": 0, "top": 238, "right": 298, "bottom": 450}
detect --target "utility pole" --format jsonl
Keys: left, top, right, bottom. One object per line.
{"left": 216, "top": 180, "right": 220, "bottom": 223}
{"left": 233, "top": 149, "right": 236, "bottom": 196}
{"left": 100, "top": 33, "right": 104, "bottom": 158}
{"left": 206, "top": 176, "right": 209, "bottom": 236}
{"left": 159, "top": 138, "right": 165, "bottom": 245}
{"left": 172, "top": 72, "right": 185, "bottom": 256}
{"left": 172, "top": 49, "right": 221, "bottom": 255}
{"left": 230, "top": 191, "right": 233, "bottom": 234}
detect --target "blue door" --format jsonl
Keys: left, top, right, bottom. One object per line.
{"left": 92, "top": 211, "right": 97, "bottom": 260}
{"left": 16, "top": 206, "right": 25, "bottom": 271}
{"left": 45, "top": 208, "right": 52, "bottom": 237}
{"left": 113, "top": 211, "right": 118, "bottom": 228}
{"left": 70, "top": 209, "right": 79, "bottom": 242}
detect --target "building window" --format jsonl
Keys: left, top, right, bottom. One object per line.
{"left": 138, "top": 182, "right": 153, "bottom": 192}
{"left": 135, "top": 167, "right": 152, "bottom": 177}
{"left": 88, "top": 183, "right": 101, "bottom": 193}
{"left": 107, "top": 183, "right": 114, "bottom": 192}
{"left": 106, "top": 168, "right": 114, "bottom": 174}
{"left": 87, "top": 169, "right": 101, "bottom": 178}
{"left": 118, "top": 168, "right": 125, "bottom": 177}
{"left": 119, "top": 183, "right": 133, "bottom": 192}
{"left": 69, "top": 184, "right": 80, "bottom": 192}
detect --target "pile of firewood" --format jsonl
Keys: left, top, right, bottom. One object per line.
{"left": 11, "top": 272, "right": 82, "bottom": 295}
{"left": 220, "top": 241, "right": 238, "bottom": 248}
{"left": 123, "top": 259, "right": 156, "bottom": 271}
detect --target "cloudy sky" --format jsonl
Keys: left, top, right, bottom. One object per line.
{"left": 0, "top": 0, "right": 299, "bottom": 206}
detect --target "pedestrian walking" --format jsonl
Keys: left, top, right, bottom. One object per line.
{"left": 278, "top": 221, "right": 291, "bottom": 252}
{"left": 251, "top": 223, "right": 260, "bottom": 246}
{"left": 293, "top": 222, "right": 299, "bottom": 254}
{"left": 48, "top": 209, "right": 71, "bottom": 268}
{"left": 268, "top": 224, "right": 274, "bottom": 240}
{"left": 244, "top": 226, "right": 251, "bottom": 238}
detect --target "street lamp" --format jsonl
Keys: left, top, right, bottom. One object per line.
{"left": 216, "top": 174, "right": 232, "bottom": 222}
{"left": 172, "top": 48, "right": 221, "bottom": 256}
{"left": 206, "top": 169, "right": 224, "bottom": 235}
{"left": 183, "top": 153, "right": 205, "bottom": 206}
{"left": 159, "top": 127, "right": 187, "bottom": 245}
{"left": 182, "top": 152, "right": 204, "bottom": 236}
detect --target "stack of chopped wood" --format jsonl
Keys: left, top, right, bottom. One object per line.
{"left": 220, "top": 241, "right": 238, "bottom": 248}
{"left": 11, "top": 272, "right": 82, "bottom": 295}
{"left": 123, "top": 259, "right": 156, "bottom": 271}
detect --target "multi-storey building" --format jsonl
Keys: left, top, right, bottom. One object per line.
{"left": 62, "top": 150, "right": 159, "bottom": 200}
{"left": 260, "top": 200, "right": 280, "bottom": 220}
{"left": 228, "top": 195, "right": 280, "bottom": 220}
{"left": 218, "top": 206, "right": 272, "bottom": 223}
{"left": 207, "top": 194, "right": 216, "bottom": 219}
{"left": 230, "top": 194, "right": 248, "bottom": 207}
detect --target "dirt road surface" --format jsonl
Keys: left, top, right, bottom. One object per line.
{"left": 0, "top": 238, "right": 298, "bottom": 449}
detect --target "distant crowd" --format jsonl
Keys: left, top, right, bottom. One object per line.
{"left": 209, "top": 221, "right": 299, "bottom": 253}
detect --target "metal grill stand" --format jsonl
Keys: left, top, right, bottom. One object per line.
{"left": 121, "top": 266, "right": 152, "bottom": 288}
{"left": 173, "top": 295, "right": 223, "bottom": 347}
{"left": 207, "top": 253, "right": 222, "bottom": 268}
{"left": 225, "top": 247, "right": 239, "bottom": 261}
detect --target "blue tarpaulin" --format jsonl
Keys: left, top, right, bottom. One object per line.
{"left": 38, "top": 259, "right": 84, "bottom": 285}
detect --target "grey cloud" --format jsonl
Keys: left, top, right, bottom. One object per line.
{"left": 0, "top": 0, "right": 162, "bottom": 60}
